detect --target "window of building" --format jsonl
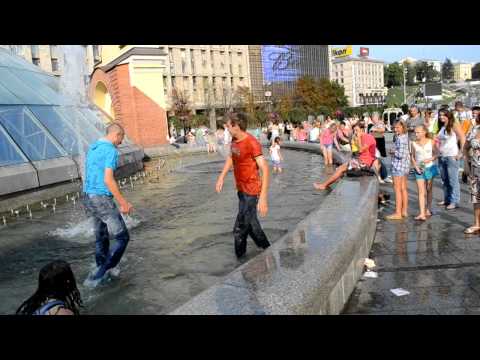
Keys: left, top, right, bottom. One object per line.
{"left": 171, "top": 76, "right": 176, "bottom": 88}
{"left": 49, "top": 45, "right": 58, "bottom": 59}
{"left": 230, "top": 77, "right": 234, "bottom": 89}
{"left": 163, "top": 76, "right": 168, "bottom": 95}
{"left": 51, "top": 58, "right": 59, "bottom": 72}
{"left": 181, "top": 49, "right": 186, "bottom": 74}
{"left": 340, "top": 78, "right": 344, "bottom": 84}
{"left": 169, "top": 47, "right": 174, "bottom": 74}
{"left": 238, "top": 64, "right": 242, "bottom": 77}
{"left": 210, "top": 51, "right": 215, "bottom": 70}
{"left": 31, "top": 45, "right": 40, "bottom": 66}
{"left": 190, "top": 49, "right": 195, "bottom": 73}
{"left": 192, "top": 77, "right": 197, "bottom": 92}
{"left": 201, "top": 50, "right": 207, "bottom": 67}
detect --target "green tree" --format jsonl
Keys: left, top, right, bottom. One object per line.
{"left": 384, "top": 62, "right": 403, "bottom": 88}
{"left": 414, "top": 61, "right": 440, "bottom": 82}
{"left": 442, "top": 58, "right": 454, "bottom": 81}
{"left": 293, "top": 76, "right": 322, "bottom": 114}
{"left": 170, "top": 88, "right": 192, "bottom": 134}
{"left": 472, "top": 62, "right": 480, "bottom": 80}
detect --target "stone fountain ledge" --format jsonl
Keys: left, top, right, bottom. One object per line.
{"left": 170, "top": 143, "right": 378, "bottom": 315}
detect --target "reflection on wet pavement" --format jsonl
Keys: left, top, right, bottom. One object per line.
{"left": 344, "top": 135, "right": 480, "bottom": 315}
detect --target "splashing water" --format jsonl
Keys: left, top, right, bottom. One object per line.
{"left": 48, "top": 214, "right": 143, "bottom": 239}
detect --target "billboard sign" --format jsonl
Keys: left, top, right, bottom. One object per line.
{"left": 261, "top": 45, "right": 300, "bottom": 83}
{"left": 331, "top": 45, "right": 352, "bottom": 58}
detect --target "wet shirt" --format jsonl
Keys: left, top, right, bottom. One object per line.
{"left": 358, "top": 133, "right": 377, "bottom": 166}
{"left": 231, "top": 133, "right": 263, "bottom": 196}
{"left": 84, "top": 139, "right": 118, "bottom": 196}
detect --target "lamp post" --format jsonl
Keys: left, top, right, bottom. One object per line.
{"left": 265, "top": 90, "right": 272, "bottom": 113}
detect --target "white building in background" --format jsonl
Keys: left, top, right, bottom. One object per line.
{"left": 331, "top": 53, "right": 387, "bottom": 107}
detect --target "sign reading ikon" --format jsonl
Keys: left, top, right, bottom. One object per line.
{"left": 331, "top": 46, "right": 352, "bottom": 58}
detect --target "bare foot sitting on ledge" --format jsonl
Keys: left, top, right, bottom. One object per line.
{"left": 313, "top": 182, "right": 328, "bottom": 190}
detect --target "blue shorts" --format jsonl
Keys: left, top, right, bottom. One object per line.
{"left": 414, "top": 165, "right": 439, "bottom": 181}
{"left": 323, "top": 143, "right": 333, "bottom": 150}
{"left": 272, "top": 159, "right": 282, "bottom": 167}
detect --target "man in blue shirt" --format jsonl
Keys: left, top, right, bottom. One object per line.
{"left": 83, "top": 123, "right": 133, "bottom": 284}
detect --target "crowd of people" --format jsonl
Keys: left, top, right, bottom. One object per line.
{"left": 309, "top": 101, "right": 480, "bottom": 237}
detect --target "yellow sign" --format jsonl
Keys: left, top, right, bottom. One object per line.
{"left": 331, "top": 45, "right": 352, "bottom": 58}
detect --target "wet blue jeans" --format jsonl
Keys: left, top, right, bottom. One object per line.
{"left": 234, "top": 192, "right": 270, "bottom": 258}
{"left": 438, "top": 156, "right": 460, "bottom": 206}
{"left": 83, "top": 194, "right": 130, "bottom": 280}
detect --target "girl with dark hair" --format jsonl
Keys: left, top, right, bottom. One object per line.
{"left": 436, "top": 109, "right": 465, "bottom": 210}
{"left": 16, "top": 260, "right": 82, "bottom": 315}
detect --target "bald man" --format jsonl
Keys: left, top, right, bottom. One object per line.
{"left": 83, "top": 123, "right": 133, "bottom": 285}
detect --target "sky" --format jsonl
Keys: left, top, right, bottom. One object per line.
{"left": 333, "top": 45, "right": 480, "bottom": 64}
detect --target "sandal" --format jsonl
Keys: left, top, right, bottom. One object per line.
{"left": 464, "top": 226, "right": 480, "bottom": 234}
{"left": 415, "top": 215, "right": 427, "bottom": 221}
{"left": 386, "top": 214, "right": 403, "bottom": 220}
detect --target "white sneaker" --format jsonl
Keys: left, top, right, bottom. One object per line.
{"left": 378, "top": 178, "right": 386, "bottom": 184}
{"left": 384, "top": 177, "right": 393, "bottom": 183}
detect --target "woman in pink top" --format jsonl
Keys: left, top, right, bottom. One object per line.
{"left": 320, "top": 123, "right": 336, "bottom": 165}
{"left": 297, "top": 125, "right": 308, "bottom": 142}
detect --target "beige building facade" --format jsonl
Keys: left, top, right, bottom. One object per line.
{"left": 331, "top": 56, "right": 387, "bottom": 107}
{"left": 453, "top": 62, "right": 472, "bottom": 82}
{"left": 162, "top": 45, "right": 251, "bottom": 114}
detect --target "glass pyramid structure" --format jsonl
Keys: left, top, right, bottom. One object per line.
{"left": 0, "top": 48, "right": 143, "bottom": 196}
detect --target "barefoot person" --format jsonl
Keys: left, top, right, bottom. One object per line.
{"left": 386, "top": 120, "right": 410, "bottom": 220}
{"left": 411, "top": 125, "right": 439, "bottom": 221}
{"left": 270, "top": 136, "right": 283, "bottom": 173}
{"left": 83, "top": 123, "right": 133, "bottom": 284}
{"left": 314, "top": 121, "right": 380, "bottom": 190}
{"left": 215, "top": 112, "right": 271, "bottom": 258}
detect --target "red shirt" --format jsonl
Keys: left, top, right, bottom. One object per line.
{"left": 358, "top": 133, "right": 376, "bottom": 166}
{"left": 231, "top": 133, "right": 263, "bottom": 195}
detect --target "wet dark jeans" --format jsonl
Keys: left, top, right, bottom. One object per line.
{"left": 234, "top": 191, "right": 270, "bottom": 258}
{"left": 83, "top": 194, "right": 130, "bottom": 280}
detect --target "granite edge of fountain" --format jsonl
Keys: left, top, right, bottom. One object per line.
{"left": 170, "top": 143, "right": 378, "bottom": 315}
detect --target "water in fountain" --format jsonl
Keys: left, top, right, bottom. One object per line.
{"left": 0, "top": 149, "right": 330, "bottom": 314}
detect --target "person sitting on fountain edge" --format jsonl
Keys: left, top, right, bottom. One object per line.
{"left": 83, "top": 123, "right": 133, "bottom": 285}
{"left": 314, "top": 120, "right": 381, "bottom": 190}
{"left": 215, "top": 112, "right": 271, "bottom": 258}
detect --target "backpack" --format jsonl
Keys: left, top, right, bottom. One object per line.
{"left": 33, "top": 300, "right": 66, "bottom": 315}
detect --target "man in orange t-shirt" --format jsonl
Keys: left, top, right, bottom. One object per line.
{"left": 216, "top": 112, "right": 271, "bottom": 258}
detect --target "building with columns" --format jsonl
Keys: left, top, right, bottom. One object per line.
{"left": 330, "top": 52, "right": 387, "bottom": 107}
{"left": 453, "top": 62, "right": 473, "bottom": 82}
